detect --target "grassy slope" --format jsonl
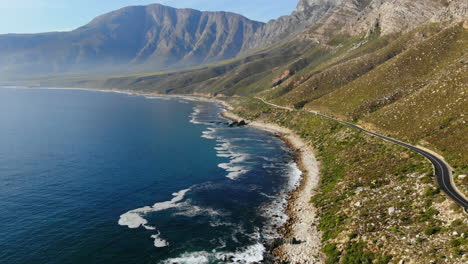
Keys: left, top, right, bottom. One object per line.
{"left": 259, "top": 23, "right": 467, "bottom": 173}
{"left": 222, "top": 22, "right": 467, "bottom": 263}
{"left": 303, "top": 23, "right": 468, "bottom": 173}
{"left": 33, "top": 40, "right": 314, "bottom": 96}
{"left": 230, "top": 97, "right": 467, "bottom": 264}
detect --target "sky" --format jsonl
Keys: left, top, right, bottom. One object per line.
{"left": 0, "top": 0, "right": 298, "bottom": 34}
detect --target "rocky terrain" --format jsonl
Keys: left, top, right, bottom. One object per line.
{"left": 244, "top": 0, "right": 346, "bottom": 50}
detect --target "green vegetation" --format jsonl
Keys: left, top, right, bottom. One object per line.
{"left": 376, "top": 255, "right": 393, "bottom": 264}
{"left": 324, "top": 244, "right": 341, "bottom": 264}
{"left": 342, "top": 242, "right": 373, "bottom": 264}
{"left": 424, "top": 226, "right": 442, "bottom": 236}
{"left": 230, "top": 96, "right": 466, "bottom": 263}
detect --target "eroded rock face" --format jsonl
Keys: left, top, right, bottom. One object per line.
{"left": 297, "top": 0, "right": 364, "bottom": 43}
{"left": 431, "top": 0, "right": 468, "bottom": 22}
{"left": 296, "top": 0, "right": 340, "bottom": 12}
{"left": 344, "top": 0, "right": 467, "bottom": 36}
{"left": 244, "top": 0, "right": 346, "bottom": 50}
{"left": 345, "top": 0, "right": 443, "bottom": 36}
{"left": 296, "top": 0, "right": 467, "bottom": 42}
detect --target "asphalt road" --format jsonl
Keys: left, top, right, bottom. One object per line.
{"left": 256, "top": 97, "right": 468, "bottom": 213}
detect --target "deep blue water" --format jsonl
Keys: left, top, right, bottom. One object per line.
{"left": 0, "top": 88, "right": 300, "bottom": 264}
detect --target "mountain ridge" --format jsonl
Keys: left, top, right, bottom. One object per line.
{"left": 0, "top": 4, "right": 265, "bottom": 75}
{"left": 0, "top": 1, "right": 337, "bottom": 77}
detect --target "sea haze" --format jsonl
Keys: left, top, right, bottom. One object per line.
{"left": 0, "top": 88, "right": 301, "bottom": 264}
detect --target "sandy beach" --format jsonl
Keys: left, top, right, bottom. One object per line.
{"left": 221, "top": 110, "right": 323, "bottom": 264}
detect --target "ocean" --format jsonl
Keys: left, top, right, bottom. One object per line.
{"left": 0, "top": 88, "right": 301, "bottom": 264}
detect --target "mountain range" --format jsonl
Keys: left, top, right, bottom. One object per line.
{"left": 2, "top": 0, "right": 465, "bottom": 77}
{"left": 0, "top": 0, "right": 332, "bottom": 76}
{"left": 0, "top": 5, "right": 263, "bottom": 75}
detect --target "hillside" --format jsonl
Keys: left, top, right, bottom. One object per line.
{"left": 0, "top": 4, "right": 264, "bottom": 76}
{"left": 0, "top": 0, "right": 337, "bottom": 78}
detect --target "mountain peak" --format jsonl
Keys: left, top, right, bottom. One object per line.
{"left": 296, "top": 0, "right": 343, "bottom": 12}
{"left": 244, "top": 0, "right": 345, "bottom": 51}
{"left": 296, "top": 0, "right": 315, "bottom": 12}
{"left": 0, "top": 3, "right": 266, "bottom": 75}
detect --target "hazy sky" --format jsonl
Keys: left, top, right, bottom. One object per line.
{"left": 0, "top": 0, "right": 298, "bottom": 34}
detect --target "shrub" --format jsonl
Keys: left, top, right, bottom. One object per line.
{"left": 419, "top": 208, "right": 440, "bottom": 222}
{"left": 342, "top": 242, "right": 374, "bottom": 264}
{"left": 424, "top": 187, "right": 440, "bottom": 197}
{"left": 450, "top": 239, "right": 461, "bottom": 247}
{"left": 424, "top": 226, "right": 441, "bottom": 236}
{"left": 453, "top": 248, "right": 465, "bottom": 256}
{"left": 376, "top": 255, "right": 393, "bottom": 264}
{"left": 324, "top": 244, "right": 341, "bottom": 264}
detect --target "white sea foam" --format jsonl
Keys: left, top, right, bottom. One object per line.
{"left": 201, "top": 127, "right": 217, "bottom": 139}
{"left": 189, "top": 106, "right": 203, "bottom": 124}
{"left": 174, "top": 202, "right": 225, "bottom": 218}
{"left": 260, "top": 162, "right": 303, "bottom": 240}
{"left": 151, "top": 233, "right": 170, "bottom": 248}
{"left": 162, "top": 243, "right": 265, "bottom": 264}
{"left": 260, "top": 196, "right": 289, "bottom": 240}
{"left": 188, "top": 102, "right": 251, "bottom": 181}
{"left": 218, "top": 164, "right": 249, "bottom": 180}
{"left": 119, "top": 188, "right": 191, "bottom": 230}
{"left": 162, "top": 251, "right": 211, "bottom": 264}
{"left": 119, "top": 187, "right": 228, "bottom": 248}
{"left": 219, "top": 243, "right": 265, "bottom": 263}
{"left": 287, "top": 162, "right": 303, "bottom": 191}
{"left": 209, "top": 219, "right": 237, "bottom": 227}
{"left": 118, "top": 188, "right": 191, "bottom": 248}
{"left": 189, "top": 104, "right": 214, "bottom": 126}
{"left": 218, "top": 153, "right": 249, "bottom": 180}
{"left": 145, "top": 95, "right": 172, "bottom": 101}
{"left": 214, "top": 140, "right": 249, "bottom": 180}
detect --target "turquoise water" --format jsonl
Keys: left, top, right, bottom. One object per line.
{"left": 0, "top": 88, "right": 301, "bottom": 264}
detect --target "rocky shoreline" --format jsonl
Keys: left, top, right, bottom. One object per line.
{"left": 220, "top": 109, "right": 323, "bottom": 264}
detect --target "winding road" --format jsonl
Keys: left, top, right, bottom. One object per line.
{"left": 255, "top": 97, "right": 468, "bottom": 213}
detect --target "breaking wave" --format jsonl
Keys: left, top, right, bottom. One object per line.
{"left": 118, "top": 188, "right": 191, "bottom": 248}
{"left": 161, "top": 243, "right": 265, "bottom": 264}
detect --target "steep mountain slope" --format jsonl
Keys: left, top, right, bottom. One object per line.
{"left": 265, "top": 22, "right": 467, "bottom": 168}
{"left": 0, "top": 0, "right": 342, "bottom": 77}
{"left": 244, "top": 0, "right": 347, "bottom": 50}
{"left": 0, "top": 4, "right": 264, "bottom": 75}
{"left": 346, "top": 0, "right": 468, "bottom": 36}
